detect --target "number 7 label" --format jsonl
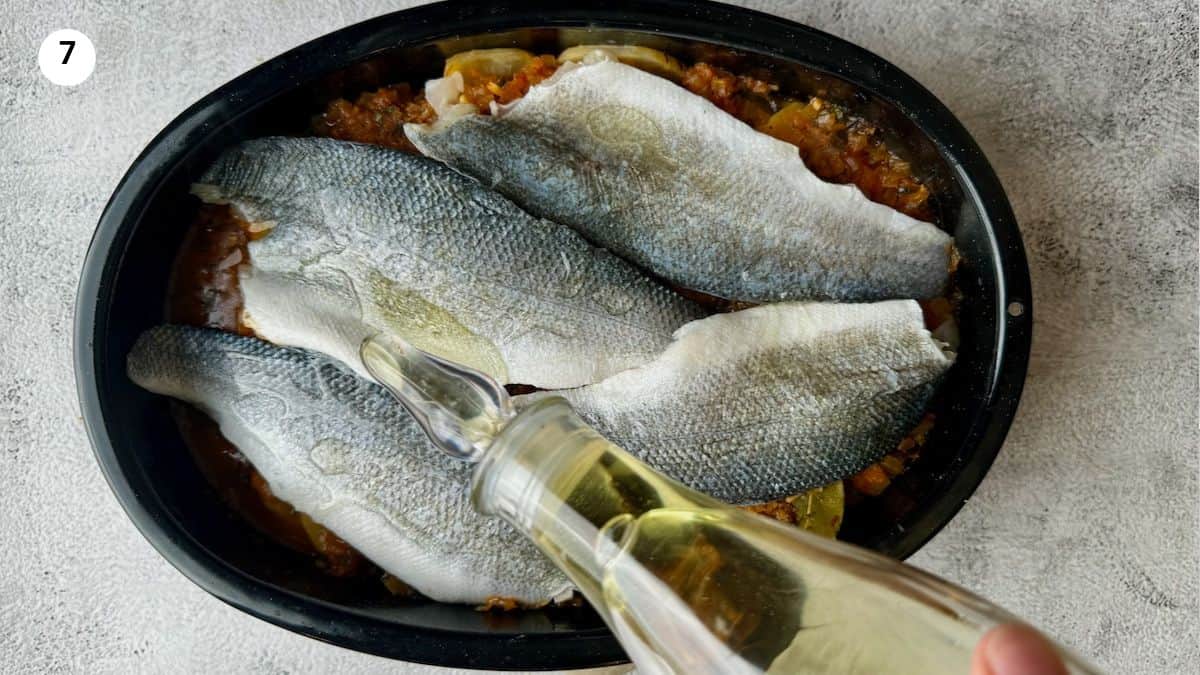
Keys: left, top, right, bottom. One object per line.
{"left": 39, "top": 30, "right": 94, "bottom": 86}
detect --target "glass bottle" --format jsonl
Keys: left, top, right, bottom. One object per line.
{"left": 362, "top": 335, "right": 1098, "bottom": 675}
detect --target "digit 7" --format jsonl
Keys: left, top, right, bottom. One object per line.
{"left": 59, "top": 40, "right": 75, "bottom": 64}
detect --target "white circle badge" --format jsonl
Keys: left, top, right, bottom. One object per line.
{"left": 39, "top": 29, "right": 95, "bottom": 86}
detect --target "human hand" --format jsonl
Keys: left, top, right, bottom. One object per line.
{"left": 971, "top": 624, "right": 1069, "bottom": 675}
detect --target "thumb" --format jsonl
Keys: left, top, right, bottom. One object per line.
{"left": 971, "top": 624, "right": 1068, "bottom": 675}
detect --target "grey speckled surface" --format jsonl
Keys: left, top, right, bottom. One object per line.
{"left": 0, "top": 1, "right": 1195, "bottom": 673}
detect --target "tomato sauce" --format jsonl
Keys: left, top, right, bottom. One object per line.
{"left": 166, "top": 206, "right": 371, "bottom": 578}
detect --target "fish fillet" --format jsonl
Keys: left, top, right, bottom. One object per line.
{"left": 191, "top": 137, "right": 704, "bottom": 388}
{"left": 127, "top": 325, "right": 571, "bottom": 605}
{"left": 518, "top": 300, "right": 954, "bottom": 504}
{"left": 408, "top": 60, "right": 953, "bottom": 303}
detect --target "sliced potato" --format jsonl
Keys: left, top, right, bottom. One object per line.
{"left": 435, "top": 30, "right": 542, "bottom": 57}
{"left": 787, "top": 481, "right": 845, "bottom": 538}
{"left": 558, "top": 44, "right": 684, "bottom": 81}
{"left": 444, "top": 48, "right": 535, "bottom": 79}
{"left": 556, "top": 29, "right": 677, "bottom": 52}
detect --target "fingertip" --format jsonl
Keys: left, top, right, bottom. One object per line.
{"left": 973, "top": 624, "right": 1068, "bottom": 675}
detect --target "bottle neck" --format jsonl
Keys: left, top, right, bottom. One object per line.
{"left": 471, "top": 395, "right": 724, "bottom": 592}
{"left": 471, "top": 396, "right": 594, "bottom": 528}
{"left": 471, "top": 396, "right": 637, "bottom": 598}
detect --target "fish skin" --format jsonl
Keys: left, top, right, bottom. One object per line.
{"left": 517, "top": 300, "right": 954, "bottom": 504}
{"left": 191, "top": 136, "right": 704, "bottom": 388}
{"left": 407, "top": 60, "right": 953, "bottom": 303}
{"left": 127, "top": 325, "right": 572, "bottom": 605}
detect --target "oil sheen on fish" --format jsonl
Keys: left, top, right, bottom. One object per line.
{"left": 191, "top": 136, "right": 704, "bottom": 388}
{"left": 517, "top": 300, "right": 954, "bottom": 504}
{"left": 127, "top": 325, "right": 571, "bottom": 605}
{"left": 407, "top": 60, "right": 953, "bottom": 303}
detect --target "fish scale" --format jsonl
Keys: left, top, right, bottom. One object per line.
{"left": 407, "top": 60, "right": 953, "bottom": 303}
{"left": 192, "top": 136, "right": 705, "bottom": 388}
{"left": 127, "top": 324, "right": 572, "bottom": 605}
{"left": 516, "top": 300, "right": 954, "bottom": 504}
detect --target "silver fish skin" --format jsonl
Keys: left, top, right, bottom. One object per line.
{"left": 127, "top": 325, "right": 571, "bottom": 605}
{"left": 517, "top": 300, "right": 953, "bottom": 504}
{"left": 191, "top": 136, "right": 704, "bottom": 389}
{"left": 407, "top": 60, "right": 953, "bottom": 303}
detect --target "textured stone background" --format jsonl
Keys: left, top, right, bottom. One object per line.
{"left": 0, "top": 1, "right": 1195, "bottom": 673}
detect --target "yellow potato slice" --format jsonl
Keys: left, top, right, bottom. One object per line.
{"left": 557, "top": 44, "right": 684, "bottom": 81}
{"left": 444, "top": 48, "right": 535, "bottom": 79}
{"left": 787, "top": 481, "right": 845, "bottom": 538}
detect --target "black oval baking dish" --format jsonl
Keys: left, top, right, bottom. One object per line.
{"left": 74, "top": 0, "right": 1030, "bottom": 669}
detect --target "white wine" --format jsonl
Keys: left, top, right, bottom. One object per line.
{"left": 474, "top": 398, "right": 1094, "bottom": 675}
{"left": 599, "top": 508, "right": 977, "bottom": 674}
